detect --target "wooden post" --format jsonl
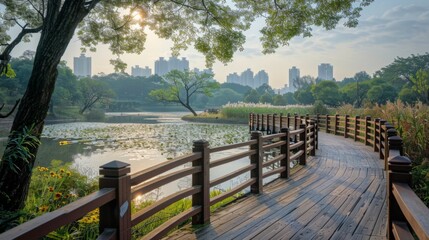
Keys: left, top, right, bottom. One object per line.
{"left": 266, "top": 114, "right": 271, "bottom": 135}
{"left": 379, "top": 119, "right": 386, "bottom": 159}
{"left": 279, "top": 113, "right": 283, "bottom": 131}
{"left": 315, "top": 119, "right": 319, "bottom": 149}
{"left": 250, "top": 131, "right": 263, "bottom": 194}
{"left": 249, "top": 113, "right": 253, "bottom": 133}
{"left": 310, "top": 120, "right": 316, "bottom": 156}
{"left": 326, "top": 114, "right": 330, "bottom": 133}
{"left": 344, "top": 115, "right": 349, "bottom": 138}
{"left": 354, "top": 116, "right": 360, "bottom": 141}
{"left": 365, "top": 116, "right": 371, "bottom": 146}
{"left": 294, "top": 114, "right": 298, "bottom": 130}
{"left": 334, "top": 114, "right": 339, "bottom": 135}
{"left": 256, "top": 114, "right": 260, "bottom": 131}
{"left": 272, "top": 113, "right": 277, "bottom": 134}
{"left": 384, "top": 126, "right": 396, "bottom": 170}
{"left": 261, "top": 114, "right": 265, "bottom": 132}
{"left": 192, "top": 140, "right": 210, "bottom": 225}
{"left": 387, "top": 137, "right": 412, "bottom": 240}
{"left": 316, "top": 114, "right": 320, "bottom": 131}
{"left": 280, "top": 128, "right": 290, "bottom": 179}
{"left": 287, "top": 113, "right": 291, "bottom": 128}
{"left": 299, "top": 124, "right": 307, "bottom": 165}
{"left": 374, "top": 118, "right": 380, "bottom": 152}
{"left": 99, "top": 161, "right": 131, "bottom": 240}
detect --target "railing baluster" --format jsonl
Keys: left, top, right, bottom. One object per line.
{"left": 326, "top": 114, "right": 330, "bottom": 133}
{"left": 344, "top": 115, "right": 349, "bottom": 138}
{"left": 192, "top": 140, "right": 210, "bottom": 225}
{"left": 379, "top": 119, "right": 386, "bottom": 159}
{"left": 374, "top": 118, "right": 380, "bottom": 152}
{"left": 99, "top": 161, "right": 131, "bottom": 240}
{"left": 354, "top": 116, "right": 360, "bottom": 141}
{"left": 280, "top": 128, "right": 290, "bottom": 178}
{"left": 310, "top": 120, "right": 316, "bottom": 156}
{"left": 250, "top": 131, "right": 263, "bottom": 194}
{"left": 365, "top": 116, "right": 371, "bottom": 146}
{"left": 299, "top": 124, "right": 307, "bottom": 165}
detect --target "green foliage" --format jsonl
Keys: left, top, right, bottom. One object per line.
{"left": 410, "top": 69, "right": 429, "bottom": 103}
{"left": 272, "top": 94, "right": 287, "bottom": 106}
{"left": 366, "top": 84, "right": 397, "bottom": 105}
{"left": 311, "top": 100, "right": 329, "bottom": 115}
{"left": 207, "top": 88, "right": 243, "bottom": 107}
{"left": 398, "top": 87, "right": 419, "bottom": 104}
{"left": 78, "top": 78, "right": 115, "bottom": 114}
{"left": 312, "top": 81, "right": 341, "bottom": 107}
{"left": 150, "top": 70, "right": 219, "bottom": 115}
{"left": 294, "top": 86, "right": 315, "bottom": 105}
{"left": 2, "top": 124, "right": 41, "bottom": 173}
{"left": 0, "top": 64, "right": 16, "bottom": 78}
{"left": 243, "top": 89, "right": 260, "bottom": 103}
{"left": 221, "top": 102, "right": 313, "bottom": 119}
{"left": 259, "top": 92, "right": 273, "bottom": 104}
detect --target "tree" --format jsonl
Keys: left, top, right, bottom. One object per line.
{"left": 259, "top": 92, "right": 273, "bottom": 104}
{"left": 150, "top": 70, "right": 219, "bottom": 116}
{"left": 312, "top": 81, "right": 341, "bottom": 107}
{"left": 294, "top": 86, "right": 315, "bottom": 105}
{"left": 293, "top": 75, "right": 315, "bottom": 90}
{"left": 284, "top": 92, "right": 298, "bottom": 105}
{"left": 207, "top": 88, "right": 243, "bottom": 107}
{"left": 273, "top": 94, "right": 287, "bottom": 106}
{"left": 398, "top": 87, "right": 419, "bottom": 104}
{"left": 78, "top": 78, "right": 115, "bottom": 114}
{"left": 410, "top": 69, "right": 429, "bottom": 103}
{"left": 367, "top": 84, "right": 397, "bottom": 105}
{"left": 244, "top": 89, "right": 260, "bottom": 103}
{"left": 0, "top": 0, "right": 373, "bottom": 211}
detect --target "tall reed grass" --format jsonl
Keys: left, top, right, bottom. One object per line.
{"left": 220, "top": 102, "right": 314, "bottom": 120}
{"left": 337, "top": 101, "right": 429, "bottom": 206}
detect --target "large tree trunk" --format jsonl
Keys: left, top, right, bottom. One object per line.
{"left": 0, "top": 1, "right": 91, "bottom": 211}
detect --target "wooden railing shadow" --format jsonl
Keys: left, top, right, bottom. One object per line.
{"left": 249, "top": 113, "right": 429, "bottom": 240}
{"left": 0, "top": 116, "right": 317, "bottom": 239}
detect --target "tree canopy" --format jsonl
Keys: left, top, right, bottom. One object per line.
{"left": 149, "top": 70, "right": 219, "bottom": 116}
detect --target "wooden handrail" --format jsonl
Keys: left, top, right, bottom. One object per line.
{"left": 0, "top": 188, "right": 116, "bottom": 239}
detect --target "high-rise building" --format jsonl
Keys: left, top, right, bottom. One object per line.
{"left": 226, "top": 73, "right": 240, "bottom": 84}
{"left": 254, "top": 70, "right": 269, "bottom": 88}
{"left": 226, "top": 69, "right": 269, "bottom": 88}
{"left": 154, "top": 57, "right": 169, "bottom": 76}
{"left": 289, "top": 66, "right": 300, "bottom": 91}
{"left": 241, "top": 69, "right": 254, "bottom": 88}
{"left": 318, "top": 63, "right": 333, "bottom": 80}
{"left": 73, "top": 54, "right": 91, "bottom": 77}
{"left": 155, "top": 56, "right": 190, "bottom": 76}
{"left": 131, "top": 65, "right": 151, "bottom": 77}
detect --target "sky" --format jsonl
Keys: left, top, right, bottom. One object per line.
{"left": 9, "top": 0, "right": 429, "bottom": 89}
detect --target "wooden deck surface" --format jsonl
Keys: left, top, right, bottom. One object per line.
{"left": 167, "top": 132, "right": 387, "bottom": 240}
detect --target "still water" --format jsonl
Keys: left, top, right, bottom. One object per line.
{"left": 0, "top": 112, "right": 255, "bottom": 198}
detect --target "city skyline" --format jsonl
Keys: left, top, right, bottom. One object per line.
{"left": 9, "top": 0, "right": 429, "bottom": 88}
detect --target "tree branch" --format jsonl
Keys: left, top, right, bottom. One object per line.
{"left": 0, "top": 99, "right": 20, "bottom": 118}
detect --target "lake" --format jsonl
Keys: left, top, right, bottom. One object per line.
{"left": 0, "top": 112, "right": 256, "bottom": 199}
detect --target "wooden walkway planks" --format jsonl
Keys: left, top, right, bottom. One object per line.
{"left": 167, "top": 132, "right": 387, "bottom": 240}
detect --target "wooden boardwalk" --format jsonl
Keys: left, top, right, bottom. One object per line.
{"left": 168, "top": 132, "right": 387, "bottom": 240}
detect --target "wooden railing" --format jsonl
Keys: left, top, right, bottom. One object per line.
{"left": 249, "top": 112, "right": 429, "bottom": 240}
{"left": 0, "top": 118, "right": 317, "bottom": 239}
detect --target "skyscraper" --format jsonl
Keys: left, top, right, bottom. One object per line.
{"left": 131, "top": 65, "right": 151, "bottom": 77}
{"left": 226, "top": 73, "right": 240, "bottom": 84}
{"left": 289, "top": 66, "right": 300, "bottom": 91}
{"left": 241, "top": 69, "right": 254, "bottom": 88}
{"left": 155, "top": 56, "right": 190, "bottom": 76}
{"left": 318, "top": 63, "right": 333, "bottom": 80}
{"left": 154, "top": 57, "right": 169, "bottom": 76}
{"left": 73, "top": 54, "right": 91, "bottom": 77}
{"left": 254, "top": 70, "right": 269, "bottom": 88}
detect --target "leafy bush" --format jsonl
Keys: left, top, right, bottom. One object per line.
{"left": 310, "top": 100, "right": 329, "bottom": 115}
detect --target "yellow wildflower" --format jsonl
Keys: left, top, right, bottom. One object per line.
{"left": 38, "top": 205, "right": 49, "bottom": 212}
{"left": 54, "top": 192, "right": 62, "bottom": 200}
{"left": 48, "top": 186, "right": 54, "bottom": 192}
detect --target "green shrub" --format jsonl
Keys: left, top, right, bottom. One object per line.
{"left": 310, "top": 101, "right": 329, "bottom": 115}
